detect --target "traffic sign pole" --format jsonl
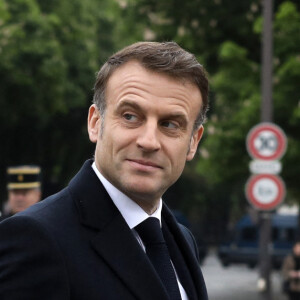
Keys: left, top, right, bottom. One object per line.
{"left": 246, "top": 122, "right": 287, "bottom": 299}
{"left": 258, "top": 212, "right": 272, "bottom": 300}
{"left": 260, "top": 0, "right": 273, "bottom": 298}
{"left": 246, "top": 2, "right": 288, "bottom": 298}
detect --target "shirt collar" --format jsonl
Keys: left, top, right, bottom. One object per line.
{"left": 92, "top": 162, "right": 162, "bottom": 229}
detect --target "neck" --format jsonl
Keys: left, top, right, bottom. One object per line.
{"left": 132, "top": 198, "right": 160, "bottom": 215}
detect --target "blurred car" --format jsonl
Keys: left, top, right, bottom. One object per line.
{"left": 217, "top": 213, "right": 298, "bottom": 269}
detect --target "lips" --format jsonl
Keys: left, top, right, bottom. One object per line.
{"left": 127, "top": 159, "right": 162, "bottom": 170}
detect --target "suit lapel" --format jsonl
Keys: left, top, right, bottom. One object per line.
{"left": 90, "top": 214, "right": 169, "bottom": 300}
{"left": 162, "top": 205, "right": 208, "bottom": 300}
{"left": 162, "top": 218, "right": 198, "bottom": 300}
{"left": 69, "top": 160, "right": 169, "bottom": 300}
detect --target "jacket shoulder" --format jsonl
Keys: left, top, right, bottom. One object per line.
{"left": 0, "top": 213, "right": 70, "bottom": 299}
{"left": 17, "top": 187, "right": 71, "bottom": 221}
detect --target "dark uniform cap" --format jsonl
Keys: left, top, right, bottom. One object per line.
{"left": 7, "top": 165, "right": 41, "bottom": 190}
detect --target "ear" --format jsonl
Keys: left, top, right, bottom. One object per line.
{"left": 87, "top": 104, "right": 101, "bottom": 143}
{"left": 186, "top": 125, "right": 204, "bottom": 161}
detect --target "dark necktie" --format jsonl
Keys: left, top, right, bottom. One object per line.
{"left": 135, "top": 217, "right": 182, "bottom": 300}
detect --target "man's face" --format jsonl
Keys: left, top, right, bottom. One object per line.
{"left": 88, "top": 61, "right": 203, "bottom": 213}
{"left": 8, "top": 188, "right": 41, "bottom": 214}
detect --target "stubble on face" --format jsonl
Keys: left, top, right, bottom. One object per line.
{"left": 92, "top": 61, "right": 203, "bottom": 214}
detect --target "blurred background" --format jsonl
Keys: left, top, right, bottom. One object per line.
{"left": 0, "top": 0, "right": 299, "bottom": 299}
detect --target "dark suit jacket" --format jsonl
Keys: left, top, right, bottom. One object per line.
{"left": 0, "top": 213, "right": 13, "bottom": 222}
{"left": 0, "top": 160, "right": 208, "bottom": 300}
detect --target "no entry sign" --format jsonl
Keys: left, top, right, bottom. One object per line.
{"left": 246, "top": 123, "right": 287, "bottom": 160}
{"left": 245, "top": 174, "right": 286, "bottom": 210}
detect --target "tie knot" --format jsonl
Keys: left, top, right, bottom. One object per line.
{"left": 135, "top": 217, "right": 164, "bottom": 246}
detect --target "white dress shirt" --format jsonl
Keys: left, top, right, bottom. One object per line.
{"left": 92, "top": 162, "right": 188, "bottom": 300}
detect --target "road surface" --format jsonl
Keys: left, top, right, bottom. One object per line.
{"left": 201, "top": 249, "right": 287, "bottom": 300}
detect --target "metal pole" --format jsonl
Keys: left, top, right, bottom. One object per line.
{"left": 259, "top": 0, "right": 273, "bottom": 299}
{"left": 261, "top": 0, "right": 273, "bottom": 122}
{"left": 258, "top": 213, "right": 272, "bottom": 299}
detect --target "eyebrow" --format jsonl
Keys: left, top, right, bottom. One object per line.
{"left": 116, "top": 99, "right": 143, "bottom": 112}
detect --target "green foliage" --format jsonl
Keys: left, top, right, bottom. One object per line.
{"left": 197, "top": 1, "right": 300, "bottom": 217}
{"left": 196, "top": 40, "right": 260, "bottom": 191}
{"left": 273, "top": 2, "right": 300, "bottom": 200}
{"left": 116, "top": 0, "right": 262, "bottom": 70}
{"left": 0, "top": 0, "right": 118, "bottom": 200}
{"left": 0, "top": 0, "right": 65, "bottom": 118}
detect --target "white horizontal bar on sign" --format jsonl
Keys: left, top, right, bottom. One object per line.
{"left": 249, "top": 160, "right": 282, "bottom": 175}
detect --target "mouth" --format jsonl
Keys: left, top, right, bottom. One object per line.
{"left": 126, "top": 159, "right": 163, "bottom": 170}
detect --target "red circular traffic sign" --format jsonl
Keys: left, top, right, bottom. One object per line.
{"left": 245, "top": 174, "right": 285, "bottom": 211}
{"left": 246, "top": 123, "right": 287, "bottom": 160}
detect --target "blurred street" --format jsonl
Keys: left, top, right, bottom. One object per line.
{"left": 201, "top": 249, "right": 287, "bottom": 300}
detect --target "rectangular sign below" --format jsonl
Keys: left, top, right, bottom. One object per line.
{"left": 249, "top": 160, "right": 282, "bottom": 175}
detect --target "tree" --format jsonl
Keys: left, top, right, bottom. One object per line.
{"left": 197, "top": 1, "right": 300, "bottom": 229}
{"left": 0, "top": 0, "right": 117, "bottom": 204}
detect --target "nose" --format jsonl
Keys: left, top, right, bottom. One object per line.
{"left": 136, "top": 121, "right": 161, "bottom": 152}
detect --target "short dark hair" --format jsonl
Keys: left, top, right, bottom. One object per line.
{"left": 93, "top": 41, "right": 209, "bottom": 129}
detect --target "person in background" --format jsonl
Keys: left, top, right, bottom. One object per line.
{"left": 0, "top": 41, "right": 209, "bottom": 300}
{"left": 282, "top": 240, "right": 300, "bottom": 300}
{"left": 0, "top": 165, "right": 41, "bottom": 221}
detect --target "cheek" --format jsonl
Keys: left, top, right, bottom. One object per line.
{"left": 30, "top": 193, "right": 39, "bottom": 202}
{"left": 97, "top": 133, "right": 127, "bottom": 164}
{"left": 168, "top": 148, "right": 188, "bottom": 173}
{"left": 167, "top": 139, "right": 190, "bottom": 160}
{"left": 108, "top": 131, "right": 135, "bottom": 153}
{"left": 10, "top": 195, "right": 22, "bottom": 202}
{"left": 24, "top": 195, "right": 33, "bottom": 203}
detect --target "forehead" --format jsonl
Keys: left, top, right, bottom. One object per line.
{"left": 105, "top": 61, "right": 202, "bottom": 114}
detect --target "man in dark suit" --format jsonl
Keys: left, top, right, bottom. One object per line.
{"left": 0, "top": 165, "right": 42, "bottom": 221}
{"left": 0, "top": 41, "right": 209, "bottom": 299}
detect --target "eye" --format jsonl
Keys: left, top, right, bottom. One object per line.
{"left": 123, "top": 113, "right": 137, "bottom": 122}
{"left": 160, "top": 121, "right": 178, "bottom": 129}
